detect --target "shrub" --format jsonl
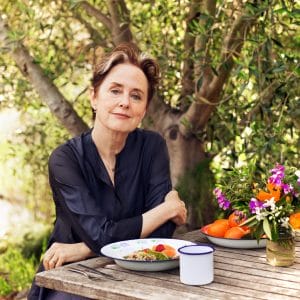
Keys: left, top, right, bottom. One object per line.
{"left": 0, "top": 247, "right": 36, "bottom": 296}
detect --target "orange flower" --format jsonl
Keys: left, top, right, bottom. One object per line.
{"left": 289, "top": 212, "right": 300, "bottom": 229}
{"left": 256, "top": 182, "right": 281, "bottom": 202}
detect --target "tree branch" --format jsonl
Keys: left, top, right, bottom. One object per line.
{"left": 243, "top": 77, "right": 294, "bottom": 126}
{"left": 0, "top": 16, "right": 89, "bottom": 137}
{"left": 72, "top": 11, "right": 108, "bottom": 48}
{"left": 106, "top": 0, "right": 133, "bottom": 45}
{"left": 79, "top": 1, "right": 112, "bottom": 30}
{"left": 179, "top": 0, "right": 201, "bottom": 110}
{"left": 194, "top": 0, "right": 216, "bottom": 82}
{"left": 179, "top": 3, "right": 257, "bottom": 137}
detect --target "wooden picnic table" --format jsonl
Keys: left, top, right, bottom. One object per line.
{"left": 35, "top": 230, "right": 300, "bottom": 300}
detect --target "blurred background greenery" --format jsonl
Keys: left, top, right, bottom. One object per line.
{"left": 0, "top": 0, "right": 299, "bottom": 298}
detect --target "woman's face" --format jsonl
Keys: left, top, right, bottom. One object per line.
{"left": 91, "top": 63, "right": 148, "bottom": 134}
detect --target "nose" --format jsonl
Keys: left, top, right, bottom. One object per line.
{"left": 119, "top": 93, "right": 130, "bottom": 108}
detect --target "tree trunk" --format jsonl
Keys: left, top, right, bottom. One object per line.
{"left": 0, "top": 16, "right": 89, "bottom": 137}
{"left": 145, "top": 100, "right": 215, "bottom": 229}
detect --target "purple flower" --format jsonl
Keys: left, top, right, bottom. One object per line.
{"left": 234, "top": 210, "right": 247, "bottom": 219}
{"left": 282, "top": 183, "right": 294, "bottom": 195}
{"left": 213, "top": 188, "right": 231, "bottom": 210}
{"left": 249, "top": 198, "right": 263, "bottom": 214}
{"left": 268, "top": 163, "right": 285, "bottom": 186}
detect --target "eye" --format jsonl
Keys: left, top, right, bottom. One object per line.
{"left": 131, "top": 93, "right": 142, "bottom": 101}
{"left": 110, "top": 88, "right": 121, "bottom": 95}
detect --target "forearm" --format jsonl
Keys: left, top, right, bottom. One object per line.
{"left": 66, "top": 242, "right": 95, "bottom": 263}
{"left": 141, "top": 202, "right": 175, "bottom": 238}
{"left": 148, "top": 221, "right": 176, "bottom": 238}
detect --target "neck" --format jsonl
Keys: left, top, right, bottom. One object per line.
{"left": 91, "top": 124, "right": 128, "bottom": 159}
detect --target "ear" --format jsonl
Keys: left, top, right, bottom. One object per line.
{"left": 90, "top": 87, "right": 97, "bottom": 110}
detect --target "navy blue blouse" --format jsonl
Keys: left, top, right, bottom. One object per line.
{"left": 48, "top": 128, "right": 175, "bottom": 253}
{"left": 29, "top": 128, "right": 175, "bottom": 300}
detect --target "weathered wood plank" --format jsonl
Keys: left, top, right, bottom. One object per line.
{"left": 215, "top": 253, "right": 300, "bottom": 272}
{"left": 35, "top": 230, "right": 300, "bottom": 300}
{"left": 36, "top": 268, "right": 223, "bottom": 300}
{"left": 116, "top": 268, "right": 293, "bottom": 300}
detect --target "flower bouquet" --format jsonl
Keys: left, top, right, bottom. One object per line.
{"left": 203, "top": 163, "right": 300, "bottom": 243}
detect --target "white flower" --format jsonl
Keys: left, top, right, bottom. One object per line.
{"left": 263, "top": 198, "right": 276, "bottom": 211}
{"left": 255, "top": 209, "right": 268, "bottom": 221}
{"left": 280, "top": 217, "right": 290, "bottom": 229}
{"left": 255, "top": 207, "right": 262, "bottom": 214}
{"left": 295, "top": 170, "right": 300, "bottom": 178}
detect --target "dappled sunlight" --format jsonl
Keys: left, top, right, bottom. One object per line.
{"left": 0, "top": 108, "right": 23, "bottom": 141}
{"left": 0, "top": 199, "right": 33, "bottom": 240}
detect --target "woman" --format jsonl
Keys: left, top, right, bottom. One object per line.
{"left": 28, "top": 43, "right": 187, "bottom": 299}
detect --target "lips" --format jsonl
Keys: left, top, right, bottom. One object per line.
{"left": 112, "top": 112, "right": 130, "bottom": 118}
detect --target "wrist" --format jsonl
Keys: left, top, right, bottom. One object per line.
{"left": 77, "top": 243, "right": 93, "bottom": 260}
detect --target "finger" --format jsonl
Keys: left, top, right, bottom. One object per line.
{"left": 173, "top": 216, "right": 184, "bottom": 226}
{"left": 55, "top": 257, "right": 64, "bottom": 268}
{"left": 48, "top": 256, "right": 58, "bottom": 270}
{"left": 43, "top": 253, "right": 53, "bottom": 271}
{"left": 43, "top": 257, "right": 50, "bottom": 270}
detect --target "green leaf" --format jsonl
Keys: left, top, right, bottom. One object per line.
{"left": 240, "top": 215, "right": 257, "bottom": 226}
{"left": 196, "top": 76, "right": 203, "bottom": 91}
{"left": 69, "top": 0, "right": 84, "bottom": 9}
{"left": 263, "top": 218, "right": 272, "bottom": 240}
{"left": 273, "top": 8, "right": 289, "bottom": 15}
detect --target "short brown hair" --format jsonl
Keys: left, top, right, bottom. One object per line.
{"left": 92, "top": 43, "right": 160, "bottom": 104}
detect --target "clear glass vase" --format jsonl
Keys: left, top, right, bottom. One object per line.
{"left": 266, "top": 229, "right": 295, "bottom": 267}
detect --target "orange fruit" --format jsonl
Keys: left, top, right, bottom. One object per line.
{"left": 290, "top": 212, "right": 300, "bottom": 229}
{"left": 200, "top": 224, "right": 213, "bottom": 234}
{"left": 224, "top": 227, "right": 250, "bottom": 239}
{"left": 214, "top": 219, "right": 230, "bottom": 227}
{"left": 228, "top": 212, "right": 246, "bottom": 228}
{"left": 207, "top": 221, "right": 229, "bottom": 238}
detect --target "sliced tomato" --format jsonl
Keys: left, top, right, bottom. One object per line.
{"left": 155, "top": 244, "right": 165, "bottom": 252}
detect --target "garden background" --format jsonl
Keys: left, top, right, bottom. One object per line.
{"left": 0, "top": 0, "right": 299, "bottom": 298}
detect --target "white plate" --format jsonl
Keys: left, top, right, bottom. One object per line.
{"left": 100, "top": 238, "right": 195, "bottom": 271}
{"left": 201, "top": 232, "right": 267, "bottom": 249}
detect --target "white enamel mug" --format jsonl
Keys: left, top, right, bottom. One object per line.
{"left": 178, "top": 244, "right": 215, "bottom": 285}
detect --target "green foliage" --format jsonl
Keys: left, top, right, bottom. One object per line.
{"left": 20, "top": 226, "right": 51, "bottom": 261}
{"left": 207, "top": 1, "right": 300, "bottom": 169}
{"left": 128, "top": 0, "right": 188, "bottom": 106}
{"left": 0, "top": 248, "right": 36, "bottom": 296}
{"left": 0, "top": 0, "right": 299, "bottom": 228}
{"left": 214, "top": 163, "right": 260, "bottom": 216}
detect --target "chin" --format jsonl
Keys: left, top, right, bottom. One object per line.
{"left": 108, "top": 125, "right": 135, "bottom": 133}
{"left": 107, "top": 120, "right": 140, "bottom": 133}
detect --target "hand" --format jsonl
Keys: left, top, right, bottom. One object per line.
{"left": 43, "top": 242, "right": 94, "bottom": 270}
{"left": 164, "top": 190, "right": 187, "bottom": 226}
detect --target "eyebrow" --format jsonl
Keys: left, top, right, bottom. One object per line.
{"left": 110, "top": 82, "right": 145, "bottom": 95}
